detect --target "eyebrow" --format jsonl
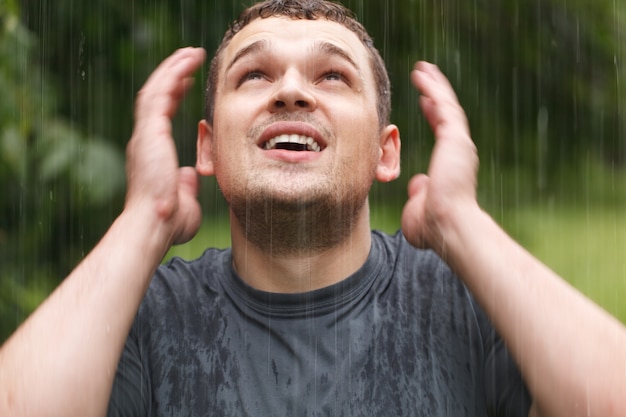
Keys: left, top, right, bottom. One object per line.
{"left": 225, "top": 39, "right": 361, "bottom": 74}
{"left": 226, "top": 39, "right": 270, "bottom": 72}
{"left": 311, "top": 40, "right": 361, "bottom": 73}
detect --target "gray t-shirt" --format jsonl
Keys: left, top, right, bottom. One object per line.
{"left": 108, "top": 231, "right": 531, "bottom": 417}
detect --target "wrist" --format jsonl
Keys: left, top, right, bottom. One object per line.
{"left": 117, "top": 201, "right": 176, "bottom": 259}
{"left": 429, "top": 199, "right": 484, "bottom": 259}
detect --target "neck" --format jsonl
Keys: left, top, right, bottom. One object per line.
{"left": 230, "top": 203, "right": 373, "bottom": 293}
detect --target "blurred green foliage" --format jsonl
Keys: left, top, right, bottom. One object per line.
{"left": 0, "top": 0, "right": 125, "bottom": 339}
{"left": 2, "top": 0, "right": 626, "bottom": 340}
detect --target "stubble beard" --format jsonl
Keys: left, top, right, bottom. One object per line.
{"left": 226, "top": 173, "right": 373, "bottom": 257}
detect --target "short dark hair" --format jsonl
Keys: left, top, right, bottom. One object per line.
{"left": 205, "top": 0, "right": 391, "bottom": 130}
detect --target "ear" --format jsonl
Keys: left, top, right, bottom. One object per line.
{"left": 375, "top": 124, "right": 401, "bottom": 182}
{"left": 196, "top": 119, "right": 215, "bottom": 176}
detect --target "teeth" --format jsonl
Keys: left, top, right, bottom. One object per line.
{"left": 264, "top": 134, "right": 321, "bottom": 152}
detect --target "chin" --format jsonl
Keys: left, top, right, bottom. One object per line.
{"left": 226, "top": 182, "right": 371, "bottom": 255}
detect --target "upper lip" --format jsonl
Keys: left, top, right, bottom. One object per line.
{"left": 258, "top": 121, "right": 327, "bottom": 151}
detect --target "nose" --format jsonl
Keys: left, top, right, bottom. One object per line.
{"left": 268, "top": 69, "right": 317, "bottom": 113}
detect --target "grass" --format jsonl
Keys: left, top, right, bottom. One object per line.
{"left": 500, "top": 203, "right": 626, "bottom": 324}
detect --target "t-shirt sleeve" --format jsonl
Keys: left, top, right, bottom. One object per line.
{"left": 107, "top": 323, "right": 150, "bottom": 417}
{"left": 476, "top": 299, "right": 533, "bottom": 417}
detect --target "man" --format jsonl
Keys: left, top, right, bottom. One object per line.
{"left": 1, "top": 1, "right": 625, "bottom": 416}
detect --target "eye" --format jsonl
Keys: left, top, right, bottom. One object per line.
{"left": 319, "top": 70, "right": 350, "bottom": 86}
{"left": 324, "top": 72, "right": 343, "bottom": 81}
{"left": 237, "top": 70, "right": 266, "bottom": 87}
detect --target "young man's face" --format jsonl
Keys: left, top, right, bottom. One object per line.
{"left": 197, "top": 16, "right": 398, "bottom": 227}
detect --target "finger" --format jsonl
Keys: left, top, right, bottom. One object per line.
{"left": 136, "top": 77, "right": 197, "bottom": 133}
{"left": 141, "top": 47, "right": 205, "bottom": 93}
{"left": 411, "top": 61, "right": 458, "bottom": 103}
{"left": 417, "top": 89, "right": 468, "bottom": 141}
{"left": 135, "top": 48, "right": 206, "bottom": 123}
{"left": 418, "top": 96, "right": 438, "bottom": 131}
{"left": 411, "top": 63, "right": 470, "bottom": 139}
{"left": 411, "top": 62, "right": 462, "bottom": 114}
{"left": 137, "top": 48, "right": 205, "bottom": 120}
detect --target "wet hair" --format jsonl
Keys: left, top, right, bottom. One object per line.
{"left": 205, "top": 0, "right": 391, "bottom": 129}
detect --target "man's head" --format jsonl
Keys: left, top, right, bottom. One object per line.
{"left": 205, "top": 0, "right": 391, "bottom": 130}
{"left": 196, "top": 0, "right": 400, "bottom": 255}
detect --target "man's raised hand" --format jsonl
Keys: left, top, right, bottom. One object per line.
{"left": 125, "top": 47, "right": 206, "bottom": 245}
{"left": 401, "top": 62, "right": 479, "bottom": 253}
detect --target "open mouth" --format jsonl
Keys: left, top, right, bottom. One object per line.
{"left": 262, "top": 134, "right": 322, "bottom": 152}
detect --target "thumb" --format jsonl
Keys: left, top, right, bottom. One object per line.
{"left": 407, "top": 173, "right": 429, "bottom": 198}
{"left": 172, "top": 166, "right": 202, "bottom": 245}
{"left": 178, "top": 166, "right": 199, "bottom": 199}
{"left": 401, "top": 174, "right": 430, "bottom": 249}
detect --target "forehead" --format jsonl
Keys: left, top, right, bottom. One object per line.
{"left": 222, "top": 16, "right": 371, "bottom": 70}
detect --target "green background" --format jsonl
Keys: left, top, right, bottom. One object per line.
{"left": 1, "top": 0, "right": 626, "bottom": 341}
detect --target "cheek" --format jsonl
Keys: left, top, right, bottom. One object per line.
{"left": 339, "top": 113, "right": 380, "bottom": 151}
{"left": 209, "top": 130, "right": 236, "bottom": 172}
{"left": 214, "top": 94, "right": 258, "bottom": 129}
{"left": 211, "top": 138, "right": 241, "bottom": 171}
{"left": 334, "top": 95, "right": 379, "bottom": 131}
{"left": 212, "top": 106, "right": 249, "bottom": 150}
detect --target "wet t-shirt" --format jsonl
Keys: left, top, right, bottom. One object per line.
{"left": 108, "top": 231, "right": 531, "bottom": 417}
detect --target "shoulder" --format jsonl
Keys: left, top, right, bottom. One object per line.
{"left": 373, "top": 229, "right": 487, "bottom": 330}
{"left": 372, "top": 229, "right": 459, "bottom": 285}
{"left": 137, "top": 247, "right": 231, "bottom": 320}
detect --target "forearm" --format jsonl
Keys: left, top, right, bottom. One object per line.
{"left": 0, "top": 206, "right": 171, "bottom": 417}
{"left": 441, "top": 204, "right": 626, "bottom": 417}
